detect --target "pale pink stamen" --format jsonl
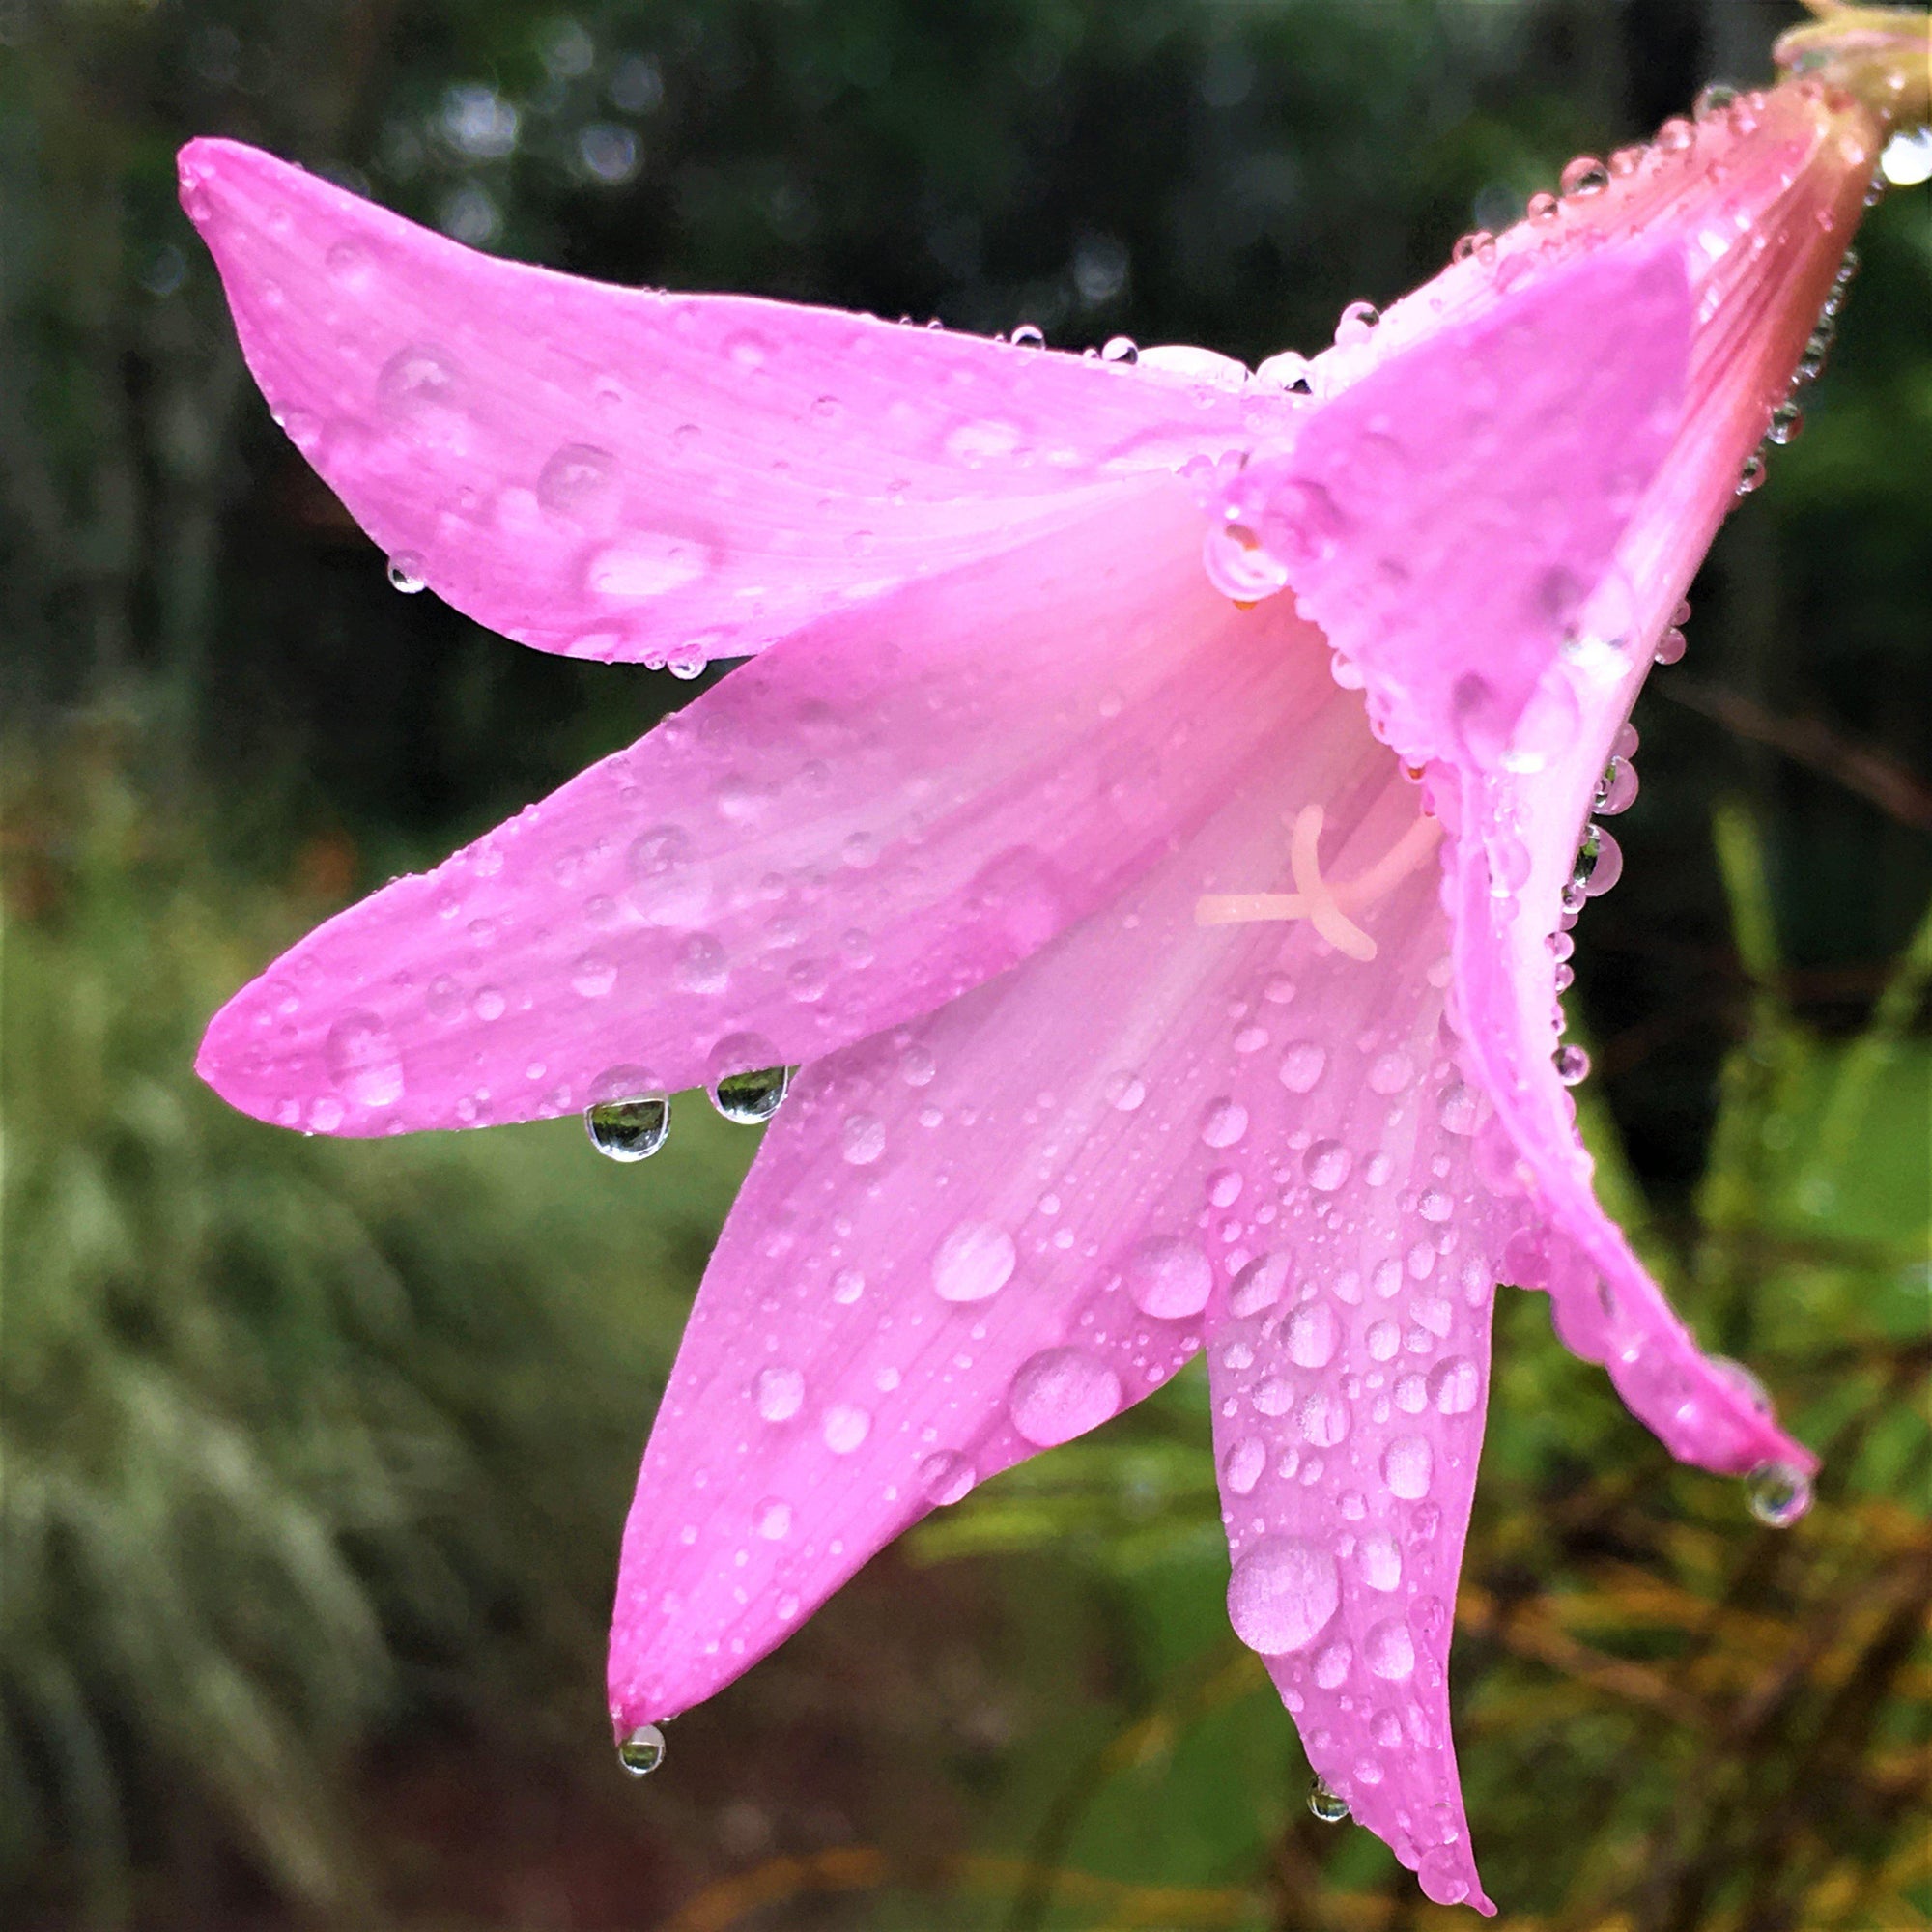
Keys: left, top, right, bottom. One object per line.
{"left": 1195, "top": 804, "right": 1444, "bottom": 963}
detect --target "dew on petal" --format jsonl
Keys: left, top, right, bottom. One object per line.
{"left": 1382, "top": 1434, "right": 1434, "bottom": 1499}
{"left": 1304, "top": 1140, "right": 1352, "bottom": 1192}
{"left": 1221, "top": 1435, "right": 1267, "bottom": 1496}
{"left": 1364, "top": 1617, "right": 1416, "bottom": 1681}
{"left": 1227, "top": 1537, "right": 1340, "bottom": 1655}
{"left": 1230, "top": 1250, "right": 1292, "bottom": 1318}
{"left": 1307, "top": 1776, "right": 1350, "bottom": 1824}
{"left": 1427, "top": 1355, "right": 1482, "bottom": 1415}
{"left": 323, "top": 1010, "right": 404, "bottom": 1108}
{"left": 1009, "top": 1348, "right": 1122, "bottom": 1447}
{"left": 1359, "top": 1532, "right": 1403, "bottom": 1591}
{"left": 932, "top": 1221, "right": 1017, "bottom": 1302}
{"left": 1279, "top": 1041, "right": 1327, "bottom": 1093}
{"left": 822, "top": 1404, "right": 871, "bottom": 1454}
{"left": 1286, "top": 1300, "right": 1339, "bottom": 1369}
{"left": 919, "top": 1451, "right": 977, "bottom": 1506}
{"left": 1201, "top": 1097, "right": 1249, "bottom": 1148}
{"left": 1127, "top": 1235, "right": 1213, "bottom": 1318}
{"left": 841, "top": 1111, "right": 887, "bottom": 1165}
{"left": 753, "top": 1367, "right": 805, "bottom": 1423}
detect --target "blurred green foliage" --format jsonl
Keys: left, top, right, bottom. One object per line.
{"left": 0, "top": 1, "right": 1927, "bottom": 1928}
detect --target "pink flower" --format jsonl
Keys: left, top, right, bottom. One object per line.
{"left": 182, "top": 64, "right": 1888, "bottom": 1915}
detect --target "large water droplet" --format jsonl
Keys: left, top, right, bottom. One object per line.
{"left": 1203, "top": 518, "right": 1291, "bottom": 603}
{"left": 1364, "top": 1617, "right": 1416, "bottom": 1681}
{"left": 1381, "top": 1434, "right": 1434, "bottom": 1500}
{"left": 1221, "top": 1435, "right": 1267, "bottom": 1496}
{"left": 712, "top": 1065, "right": 792, "bottom": 1124}
{"left": 1307, "top": 1776, "right": 1350, "bottom": 1824}
{"left": 919, "top": 1451, "right": 977, "bottom": 1506}
{"left": 1009, "top": 1348, "right": 1122, "bottom": 1447}
{"left": 386, "top": 553, "right": 427, "bottom": 593}
{"left": 617, "top": 1723, "right": 666, "bottom": 1776}
{"left": 754, "top": 1366, "right": 805, "bottom": 1423}
{"left": 821, "top": 1404, "right": 871, "bottom": 1454}
{"left": 840, "top": 1111, "right": 886, "bottom": 1165}
{"left": 1279, "top": 1041, "right": 1327, "bottom": 1094}
{"left": 1286, "top": 1300, "right": 1339, "bottom": 1370}
{"left": 1746, "top": 1461, "right": 1811, "bottom": 1528}
{"left": 1359, "top": 1532, "right": 1403, "bottom": 1591}
{"left": 537, "top": 441, "right": 619, "bottom": 525}
{"left": 1100, "top": 335, "right": 1138, "bottom": 364}
{"left": 1417, "top": 1847, "right": 1469, "bottom": 1907}
{"left": 1227, "top": 1537, "right": 1340, "bottom": 1655}
{"left": 1553, "top": 1043, "right": 1591, "bottom": 1087}
{"left": 586, "top": 1090, "right": 670, "bottom": 1160}
{"left": 1200, "top": 1097, "right": 1249, "bottom": 1148}
{"left": 324, "top": 1010, "right": 404, "bottom": 1107}
{"left": 1303, "top": 1140, "right": 1352, "bottom": 1192}
{"left": 1126, "top": 1236, "right": 1213, "bottom": 1319}
{"left": 933, "top": 1221, "right": 1017, "bottom": 1302}
{"left": 1427, "top": 1356, "right": 1481, "bottom": 1415}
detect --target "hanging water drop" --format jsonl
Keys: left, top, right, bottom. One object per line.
{"left": 710, "top": 1065, "right": 793, "bottom": 1124}
{"left": 1594, "top": 757, "right": 1639, "bottom": 815}
{"left": 387, "top": 553, "right": 427, "bottom": 593}
{"left": 1766, "top": 401, "right": 1804, "bottom": 446}
{"left": 1692, "top": 82, "right": 1739, "bottom": 123}
{"left": 586, "top": 1092, "right": 670, "bottom": 1160}
{"left": 1747, "top": 1461, "right": 1812, "bottom": 1528}
{"left": 1307, "top": 1775, "right": 1350, "bottom": 1824}
{"left": 617, "top": 1722, "right": 667, "bottom": 1776}
{"left": 1553, "top": 1043, "right": 1591, "bottom": 1086}
{"left": 1559, "top": 156, "right": 1609, "bottom": 197}
{"left": 1736, "top": 453, "right": 1766, "bottom": 496}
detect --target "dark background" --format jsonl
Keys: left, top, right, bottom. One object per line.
{"left": 3, "top": 3, "right": 1927, "bottom": 1928}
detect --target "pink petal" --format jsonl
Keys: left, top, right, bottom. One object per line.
{"left": 1216, "top": 243, "right": 1691, "bottom": 773}
{"left": 177, "top": 138, "right": 1291, "bottom": 669}
{"left": 608, "top": 662, "right": 1484, "bottom": 1768}
{"left": 197, "top": 482, "right": 1321, "bottom": 1134}
{"left": 1225, "top": 85, "right": 1875, "bottom": 1480}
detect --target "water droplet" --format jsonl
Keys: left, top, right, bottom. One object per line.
{"left": 1011, "top": 322, "right": 1045, "bottom": 349}
{"left": 1100, "top": 335, "right": 1138, "bottom": 364}
{"left": 1571, "top": 823, "right": 1624, "bottom": 899}
{"left": 537, "top": 441, "right": 619, "bottom": 525}
{"left": 1417, "top": 1847, "right": 1469, "bottom": 1907}
{"left": 1655, "top": 625, "right": 1688, "bottom": 667}
{"left": 822, "top": 1404, "right": 871, "bottom": 1454}
{"left": 754, "top": 1366, "right": 805, "bottom": 1423}
{"left": 1333, "top": 299, "right": 1380, "bottom": 346}
{"left": 1594, "top": 757, "right": 1639, "bottom": 816}
{"left": 1692, "top": 81, "right": 1739, "bottom": 123}
{"left": 1307, "top": 1776, "right": 1350, "bottom": 1824}
{"left": 586, "top": 1089, "right": 670, "bottom": 1160}
{"left": 1381, "top": 1434, "right": 1434, "bottom": 1500}
{"left": 1230, "top": 1250, "right": 1292, "bottom": 1318}
{"left": 755, "top": 1498, "right": 792, "bottom": 1540}
{"left": 919, "top": 1451, "right": 977, "bottom": 1506}
{"left": 840, "top": 1111, "right": 886, "bottom": 1165}
{"left": 1736, "top": 452, "right": 1766, "bottom": 496}
{"left": 1427, "top": 1356, "right": 1481, "bottom": 1415}
{"left": 323, "top": 1010, "right": 404, "bottom": 1107}
{"left": 387, "top": 553, "right": 427, "bottom": 593}
{"left": 1303, "top": 1140, "right": 1351, "bottom": 1192}
{"left": 1009, "top": 1348, "right": 1122, "bottom": 1447}
{"left": 617, "top": 1723, "right": 666, "bottom": 1776}
{"left": 572, "top": 951, "right": 617, "bottom": 998}
{"left": 1526, "top": 190, "right": 1560, "bottom": 223}
{"left": 1746, "top": 1461, "right": 1811, "bottom": 1527}
{"left": 1450, "top": 230, "right": 1493, "bottom": 264}
{"left": 1200, "top": 1097, "right": 1249, "bottom": 1148}
{"left": 1364, "top": 1617, "right": 1415, "bottom": 1681}
{"left": 1103, "top": 1071, "right": 1147, "bottom": 1112}
{"left": 673, "top": 932, "right": 728, "bottom": 994}
{"left": 932, "top": 1221, "right": 1017, "bottom": 1302}
{"left": 1711, "top": 1356, "right": 1774, "bottom": 1414}
{"left": 1227, "top": 1537, "right": 1340, "bottom": 1655}
{"left": 1560, "top": 155, "right": 1609, "bottom": 196}
{"left": 831, "top": 1267, "right": 866, "bottom": 1305}
{"left": 1298, "top": 1390, "right": 1349, "bottom": 1448}
{"left": 1766, "top": 401, "right": 1804, "bottom": 446}
{"left": 1286, "top": 1301, "right": 1339, "bottom": 1370}
{"left": 1203, "top": 518, "right": 1291, "bottom": 602}
{"left": 1221, "top": 1435, "right": 1267, "bottom": 1496}
{"left": 1127, "top": 1236, "right": 1213, "bottom": 1319}
{"left": 1359, "top": 1533, "right": 1403, "bottom": 1591}
{"left": 712, "top": 1065, "right": 792, "bottom": 1124}
{"left": 1279, "top": 1041, "right": 1327, "bottom": 1094}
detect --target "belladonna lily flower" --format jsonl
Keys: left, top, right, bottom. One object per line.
{"left": 182, "top": 14, "right": 1925, "bottom": 1912}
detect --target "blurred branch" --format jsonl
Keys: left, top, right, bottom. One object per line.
{"left": 1662, "top": 680, "right": 1932, "bottom": 833}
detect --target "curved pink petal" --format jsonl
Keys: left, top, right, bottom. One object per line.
{"left": 1181, "top": 811, "right": 1519, "bottom": 1911}
{"left": 196, "top": 480, "right": 1320, "bottom": 1134}
{"left": 177, "top": 138, "right": 1292, "bottom": 669}
{"left": 1222, "top": 89, "right": 1876, "bottom": 1477}
{"left": 607, "top": 661, "right": 1477, "bottom": 1754}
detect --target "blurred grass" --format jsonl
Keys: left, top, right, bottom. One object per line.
{"left": 1, "top": 727, "right": 748, "bottom": 1925}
